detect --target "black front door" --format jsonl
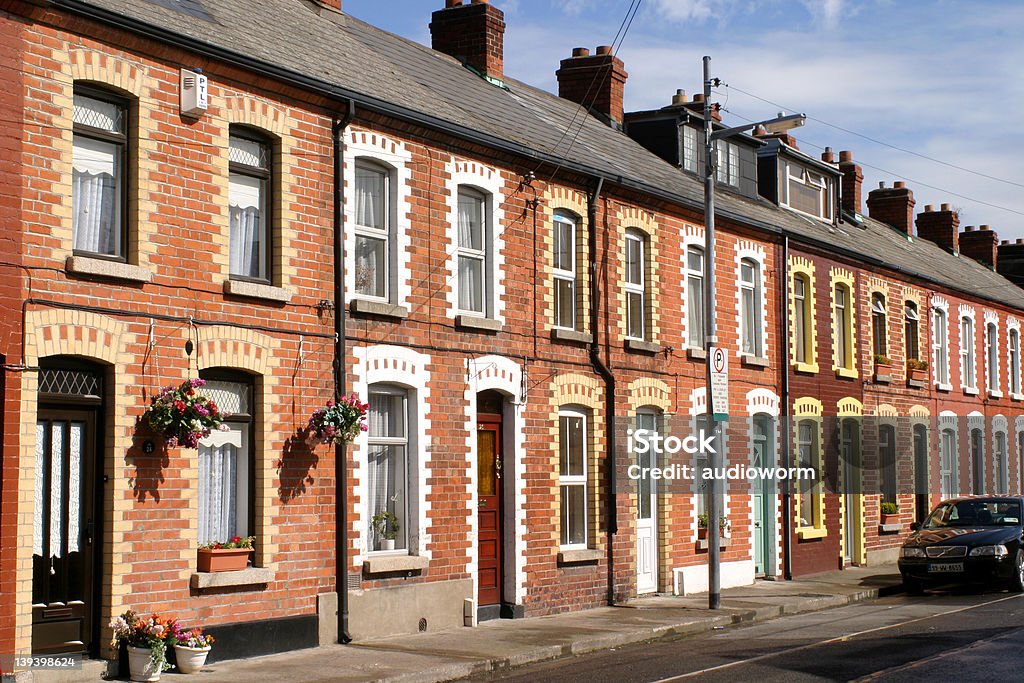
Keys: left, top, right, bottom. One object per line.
{"left": 32, "top": 408, "right": 99, "bottom": 655}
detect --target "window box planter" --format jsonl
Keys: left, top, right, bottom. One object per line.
{"left": 197, "top": 548, "right": 251, "bottom": 573}
{"left": 908, "top": 368, "right": 927, "bottom": 383}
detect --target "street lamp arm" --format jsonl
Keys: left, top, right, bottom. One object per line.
{"left": 709, "top": 113, "right": 806, "bottom": 142}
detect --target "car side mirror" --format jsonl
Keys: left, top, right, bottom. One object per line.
{"left": 910, "top": 521, "right": 921, "bottom": 531}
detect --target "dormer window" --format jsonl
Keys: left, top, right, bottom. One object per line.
{"left": 682, "top": 125, "right": 699, "bottom": 173}
{"left": 716, "top": 140, "right": 740, "bottom": 187}
{"left": 782, "top": 161, "right": 833, "bottom": 221}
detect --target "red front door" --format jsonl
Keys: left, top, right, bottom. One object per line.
{"left": 477, "top": 418, "right": 503, "bottom": 606}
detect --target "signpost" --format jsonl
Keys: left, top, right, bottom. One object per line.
{"left": 710, "top": 346, "right": 728, "bottom": 421}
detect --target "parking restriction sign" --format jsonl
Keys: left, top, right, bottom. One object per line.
{"left": 710, "top": 346, "right": 728, "bottom": 420}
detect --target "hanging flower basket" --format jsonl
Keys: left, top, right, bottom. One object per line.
{"left": 146, "top": 378, "right": 227, "bottom": 449}
{"left": 308, "top": 394, "right": 369, "bottom": 445}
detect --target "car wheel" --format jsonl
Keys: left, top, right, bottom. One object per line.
{"left": 903, "top": 576, "right": 925, "bottom": 596}
{"left": 1009, "top": 551, "right": 1024, "bottom": 593}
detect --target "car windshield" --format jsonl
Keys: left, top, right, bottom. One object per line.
{"left": 923, "top": 500, "right": 1022, "bottom": 529}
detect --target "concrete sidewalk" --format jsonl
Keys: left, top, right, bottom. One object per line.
{"left": 161, "top": 566, "right": 903, "bottom": 683}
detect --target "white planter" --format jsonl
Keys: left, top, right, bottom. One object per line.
{"left": 381, "top": 539, "right": 395, "bottom": 551}
{"left": 173, "top": 644, "right": 212, "bottom": 674}
{"left": 127, "top": 645, "right": 161, "bottom": 682}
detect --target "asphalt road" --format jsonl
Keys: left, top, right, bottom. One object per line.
{"left": 462, "top": 590, "right": 1024, "bottom": 682}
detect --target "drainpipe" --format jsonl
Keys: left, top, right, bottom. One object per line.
{"left": 333, "top": 100, "right": 355, "bottom": 644}
{"left": 780, "top": 235, "right": 793, "bottom": 581}
{"left": 587, "top": 177, "right": 617, "bottom": 605}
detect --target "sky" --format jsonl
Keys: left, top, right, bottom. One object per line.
{"left": 342, "top": 0, "right": 1024, "bottom": 242}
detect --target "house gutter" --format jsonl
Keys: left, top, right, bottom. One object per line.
{"left": 333, "top": 101, "right": 356, "bottom": 644}
{"left": 587, "top": 177, "right": 617, "bottom": 605}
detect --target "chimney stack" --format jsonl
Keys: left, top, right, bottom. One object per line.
{"left": 998, "top": 239, "right": 1024, "bottom": 288}
{"left": 430, "top": 0, "right": 505, "bottom": 81}
{"left": 837, "top": 150, "right": 863, "bottom": 216}
{"left": 315, "top": 0, "right": 342, "bottom": 9}
{"left": 556, "top": 45, "right": 629, "bottom": 125}
{"left": 959, "top": 224, "right": 998, "bottom": 269}
{"left": 866, "top": 180, "right": 916, "bottom": 235}
{"left": 916, "top": 203, "right": 960, "bottom": 253}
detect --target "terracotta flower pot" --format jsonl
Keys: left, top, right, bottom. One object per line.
{"left": 909, "top": 369, "right": 927, "bottom": 382}
{"left": 697, "top": 527, "right": 708, "bottom": 540}
{"left": 173, "top": 644, "right": 211, "bottom": 674}
{"left": 881, "top": 513, "right": 899, "bottom": 525}
{"left": 128, "top": 645, "right": 162, "bottom": 682}
{"left": 197, "top": 547, "right": 250, "bottom": 572}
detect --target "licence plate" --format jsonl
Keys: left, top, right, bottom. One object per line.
{"left": 928, "top": 562, "right": 964, "bottom": 573}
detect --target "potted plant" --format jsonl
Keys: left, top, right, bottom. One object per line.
{"left": 308, "top": 394, "right": 369, "bottom": 445}
{"left": 907, "top": 358, "right": 929, "bottom": 382}
{"left": 109, "top": 610, "right": 173, "bottom": 682}
{"left": 169, "top": 622, "right": 215, "bottom": 674}
{"left": 197, "top": 535, "right": 254, "bottom": 572}
{"left": 880, "top": 501, "right": 900, "bottom": 525}
{"left": 146, "top": 378, "right": 227, "bottom": 448}
{"left": 372, "top": 511, "right": 400, "bottom": 550}
{"left": 697, "top": 513, "right": 729, "bottom": 540}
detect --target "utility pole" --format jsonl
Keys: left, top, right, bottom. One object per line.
{"left": 701, "top": 56, "right": 805, "bottom": 610}
{"left": 702, "top": 55, "right": 723, "bottom": 611}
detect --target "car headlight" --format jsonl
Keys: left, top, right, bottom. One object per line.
{"left": 901, "top": 547, "right": 926, "bottom": 558}
{"left": 968, "top": 544, "right": 1008, "bottom": 558}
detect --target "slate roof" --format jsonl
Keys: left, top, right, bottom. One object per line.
{"left": 52, "top": 0, "right": 1024, "bottom": 310}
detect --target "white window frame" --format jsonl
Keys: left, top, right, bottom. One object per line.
{"left": 352, "top": 159, "right": 392, "bottom": 302}
{"left": 553, "top": 212, "right": 578, "bottom": 331}
{"left": 905, "top": 301, "right": 920, "bottom": 361}
{"left": 834, "top": 283, "right": 852, "bottom": 369}
{"left": 995, "top": 429, "right": 1009, "bottom": 494}
{"left": 939, "top": 424, "right": 958, "bottom": 497}
{"left": 686, "top": 244, "right": 706, "bottom": 349}
{"left": 682, "top": 125, "right": 699, "bottom": 174}
{"left": 960, "top": 310, "right": 977, "bottom": 392}
{"left": 366, "top": 384, "right": 412, "bottom": 554}
{"left": 796, "top": 419, "right": 821, "bottom": 529}
{"left": 986, "top": 319, "right": 1001, "bottom": 397}
{"left": 1010, "top": 324, "right": 1022, "bottom": 398}
{"left": 934, "top": 302, "right": 951, "bottom": 389}
{"left": 559, "top": 409, "right": 588, "bottom": 549}
{"left": 345, "top": 130, "right": 413, "bottom": 310}
{"left": 715, "top": 139, "right": 740, "bottom": 188}
{"left": 793, "top": 275, "right": 810, "bottom": 364}
{"left": 456, "top": 186, "right": 490, "bottom": 317}
{"left": 197, "top": 378, "right": 253, "bottom": 548}
{"left": 739, "top": 257, "right": 762, "bottom": 357}
{"left": 782, "top": 161, "right": 833, "bottom": 221}
{"left": 625, "top": 229, "right": 647, "bottom": 340}
{"left": 871, "top": 294, "right": 888, "bottom": 359}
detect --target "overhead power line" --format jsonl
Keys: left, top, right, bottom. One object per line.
{"left": 724, "top": 83, "right": 1024, "bottom": 191}
{"left": 721, "top": 106, "right": 1024, "bottom": 219}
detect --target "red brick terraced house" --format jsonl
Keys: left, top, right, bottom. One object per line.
{"left": 3, "top": 0, "right": 1024, "bottom": 677}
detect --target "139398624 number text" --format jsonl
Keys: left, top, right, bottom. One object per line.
{"left": 1, "top": 654, "right": 82, "bottom": 670}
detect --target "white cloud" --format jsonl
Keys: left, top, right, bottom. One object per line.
{"left": 648, "top": 0, "right": 718, "bottom": 22}
{"left": 800, "top": 0, "right": 845, "bottom": 30}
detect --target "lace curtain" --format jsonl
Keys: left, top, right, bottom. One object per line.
{"left": 229, "top": 173, "right": 264, "bottom": 279}
{"left": 72, "top": 136, "right": 119, "bottom": 255}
